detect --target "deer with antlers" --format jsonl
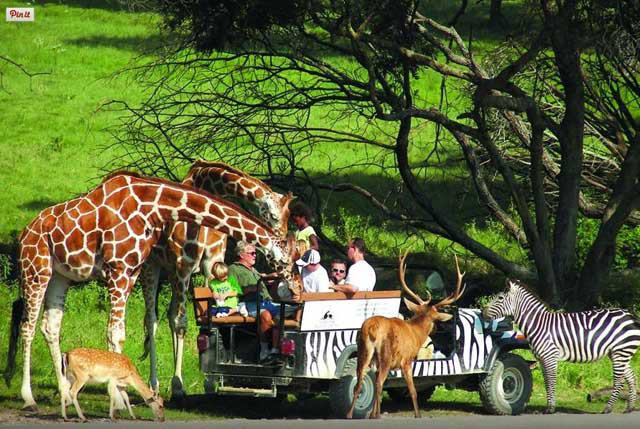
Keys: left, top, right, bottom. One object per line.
{"left": 346, "top": 252, "right": 465, "bottom": 419}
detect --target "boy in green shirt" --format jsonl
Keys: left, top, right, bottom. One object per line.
{"left": 209, "top": 262, "right": 246, "bottom": 318}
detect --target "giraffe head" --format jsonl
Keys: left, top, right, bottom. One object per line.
{"left": 259, "top": 191, "right": 294, "bottom": 236}
{"left": 263, "top": 230, "right": 296, "bottom": 270}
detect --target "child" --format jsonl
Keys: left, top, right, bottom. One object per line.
{"left": 209, "top": 262, "right": 247, "bottom": 318}
{"left": 290, "top": 202, "right": 319, "bottom": 250}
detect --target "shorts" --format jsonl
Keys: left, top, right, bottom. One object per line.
{"left": 244, "top": 300, "right": 297, "bottom": 319}
{"left": 209, "top": 306, "right": 231, "bottom": 317}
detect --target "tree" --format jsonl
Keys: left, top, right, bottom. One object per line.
{"left": 112, "top": 0, "right": 640, "bottom": 309}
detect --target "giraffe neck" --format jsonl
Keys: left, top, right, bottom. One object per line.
{"left": 107, "top": 174, "right": 287, "bottom": 265}
{"left": 183, "top": 162, "right": 285, "bottom": 230}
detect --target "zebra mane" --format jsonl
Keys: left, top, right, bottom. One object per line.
{"left": 508, "top": 279, "right": 554, "bottom": 312}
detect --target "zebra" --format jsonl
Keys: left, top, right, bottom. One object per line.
{"left": 483, "top": 279, "right": 640, "bottom": 414}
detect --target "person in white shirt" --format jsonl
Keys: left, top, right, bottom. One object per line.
{"left": 330, "top": 237, "right": 376, "bottom": 293}
{"left": 296, "top": 249, "right": 331, "bottom": 293}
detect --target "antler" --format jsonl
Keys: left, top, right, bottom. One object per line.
{"left": 398, "top": 250, "right": 430, "bottom": 305}
{"left": 435, "top": 255, "right": 466, "bottom": 308}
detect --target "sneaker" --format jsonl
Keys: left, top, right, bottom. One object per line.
{"left": 216, "top": 312, "right": 228, "bottom": 318}
{"left": 239, "top": 305, "right": 248, "bottom": 317}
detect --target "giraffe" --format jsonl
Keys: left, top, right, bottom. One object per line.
{"left": 4, "top": 172, "right": 294, "bottom": 411}
{"left": 140, "top": 161, "right": 295, "bottom": 397}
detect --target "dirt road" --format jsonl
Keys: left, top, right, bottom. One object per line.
{"left": 1, "top": 412, "right": 640, "bottom": 429}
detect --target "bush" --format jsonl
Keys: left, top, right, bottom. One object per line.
{"left": 0, "top": 253, "right": 13, "bottom": 282}
{"left": 576, "top": 218, "right": 640, "bottom": 271}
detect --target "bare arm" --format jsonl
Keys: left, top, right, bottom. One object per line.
{"left": 260, "top": 272, "right": 281, "bottom": 281}
{"left": 329, "top": 283, "right": 358, "bottom": 294}
{"left": 309, "top": 234, "right": 319, "bottom": 250}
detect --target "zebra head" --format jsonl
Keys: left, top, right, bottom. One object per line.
{"left": 482, "top": 279, "right": 520, "bottom": 319}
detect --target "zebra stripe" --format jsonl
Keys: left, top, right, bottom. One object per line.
{"left": 484, "top": 280, "right": 640, "bottom": 414}
{"left": 302, "top": 309, "right": 500, "bottom": 379}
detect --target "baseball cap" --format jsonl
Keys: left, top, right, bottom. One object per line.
{"left": 296, "top": 249, "right": 321, "bottom": 267}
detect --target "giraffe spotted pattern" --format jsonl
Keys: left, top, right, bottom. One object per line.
{"left": 8, "top": 172, "right": 294, "bottom": 411}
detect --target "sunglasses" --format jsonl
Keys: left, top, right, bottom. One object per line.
{"left": 244, "top": 251, "right": 257, "bottom": 256}
{"left": 332, "top": 268, "right": 346, "bottom": 273}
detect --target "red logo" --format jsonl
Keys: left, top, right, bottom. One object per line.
{"left": 6, "top": 8, "right": 35, "bottom": 22}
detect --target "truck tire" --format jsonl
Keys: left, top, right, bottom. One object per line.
{"left": 387, "top": 385, "right": 436, "bottom": 404}
{"left": 329, "top": 357, "right": 375, "bottom": 419}
{"left": 479, "top": 352, "right": 532, "bottom": 415}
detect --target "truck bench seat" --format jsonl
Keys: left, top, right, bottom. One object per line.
{"left": 193, "top": 287, "right": 300, "bottom": 328}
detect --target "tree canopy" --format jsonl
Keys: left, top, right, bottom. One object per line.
{"left": 114, "top": 0, "right": 640, "bottom": 309}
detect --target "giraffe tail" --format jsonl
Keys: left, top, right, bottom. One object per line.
{"left": 4, "top": 297, "right": 24, "bottom": 387}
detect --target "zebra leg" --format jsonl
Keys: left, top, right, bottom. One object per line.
{"left": 604, "top": 351, "right": 632, "bottom": 413}
{"left": 539, "top": 357, "right": 558, "bottom": 413}
{"left": 623, "top": 366, "right": 637, "bottom": 413}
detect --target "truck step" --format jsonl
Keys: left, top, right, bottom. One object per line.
{"left": 216, "top": 385, "right": 277, "bottom": 398}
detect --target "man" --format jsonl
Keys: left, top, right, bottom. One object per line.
{"left": 228, "top": 241, "right": 281, "bottom": 360}
{"left": 329, "top": 237, "right": 376, "bottom": 293}
{"left": 329, "top": 259, "right": 348, "bottom": 285}
{"left": 296, "top": 249, "right": 330, "bottom": 293}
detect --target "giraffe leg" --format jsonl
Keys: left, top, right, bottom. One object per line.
{"left": 169, "top": 267, "right": 193, "bottom": 401}
{"left": 140, "top": 262, "right": 161, "bottom": 393}
{"left": 106, "top": 274, "right": 137, "bottom": 353}
{"left": 538, "top": 356, "right": 558, "bottom": 414}
{"left": 604, "top": 351, "right": 632, "bottom": 413}
{"left": 41, "top": 274, "right": 73, "bottom": 408}
{"left": 19, "top": 274, "right": 50, "bottom": 411}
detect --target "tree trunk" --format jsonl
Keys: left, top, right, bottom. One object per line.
{"left": 576, "top": 194, "right": 640, "bottom": 309}
{"left": 576, "top": 140, "right": 640, "bottom": 308}
{"left": 489, "top": 0, "right": 504, "bottom": 27}
{"left": 548, "top": 6, "right": 585, "bottom": 303}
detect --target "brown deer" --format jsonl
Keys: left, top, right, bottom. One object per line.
{"left": 346, "top": 252, "right": 465, "bottom": 419}
{"left": 61, "top": 348, "right": 165, "bottom": 422}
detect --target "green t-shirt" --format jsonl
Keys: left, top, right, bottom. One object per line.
{"left": 209, "top": 276, "right": 242, "bottom": 308}
{"left": 228, "top": 262, "right": 273, "bottom": 301}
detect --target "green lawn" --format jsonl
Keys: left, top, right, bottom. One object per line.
{"left": 0, "top": 0, "right": 639, "bottom": 421}
{"left": 0, "top": 281, "right": 636, "bottom": 420}
{"left": 0, "top": 0, "right": 161, "bottom": 245}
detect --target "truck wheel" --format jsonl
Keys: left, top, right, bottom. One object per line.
{"left": 479, "top": 353, "right": 532, "bottom": 415}
{"left": 387, "top": 385, "right": 436, "bottom": 404}
{"left": 329, "top": 357, "right": 375, "bottom": 419}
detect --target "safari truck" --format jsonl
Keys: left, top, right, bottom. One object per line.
{"left": 193, "top": 284, "right": 532, "bottom": 418}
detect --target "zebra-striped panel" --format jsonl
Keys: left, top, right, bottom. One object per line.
{"left": 301, "top": 308, "right": 511, "bottom": 378}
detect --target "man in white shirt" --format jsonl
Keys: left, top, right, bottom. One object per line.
{"left": 330, "top": 237, "right": 376, "bottom": 293}
{"left": 296, "top": 249, "right": 331, "bottom": 293}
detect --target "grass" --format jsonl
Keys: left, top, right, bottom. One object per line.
{"left": 1, "top": 0, "right": 640, "bottom": 422}
{"left": 1, "top": 281, "right": 638, "bottom": 421}
{"left": 0, "top": 0, "right": 161, "bottom": 245}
